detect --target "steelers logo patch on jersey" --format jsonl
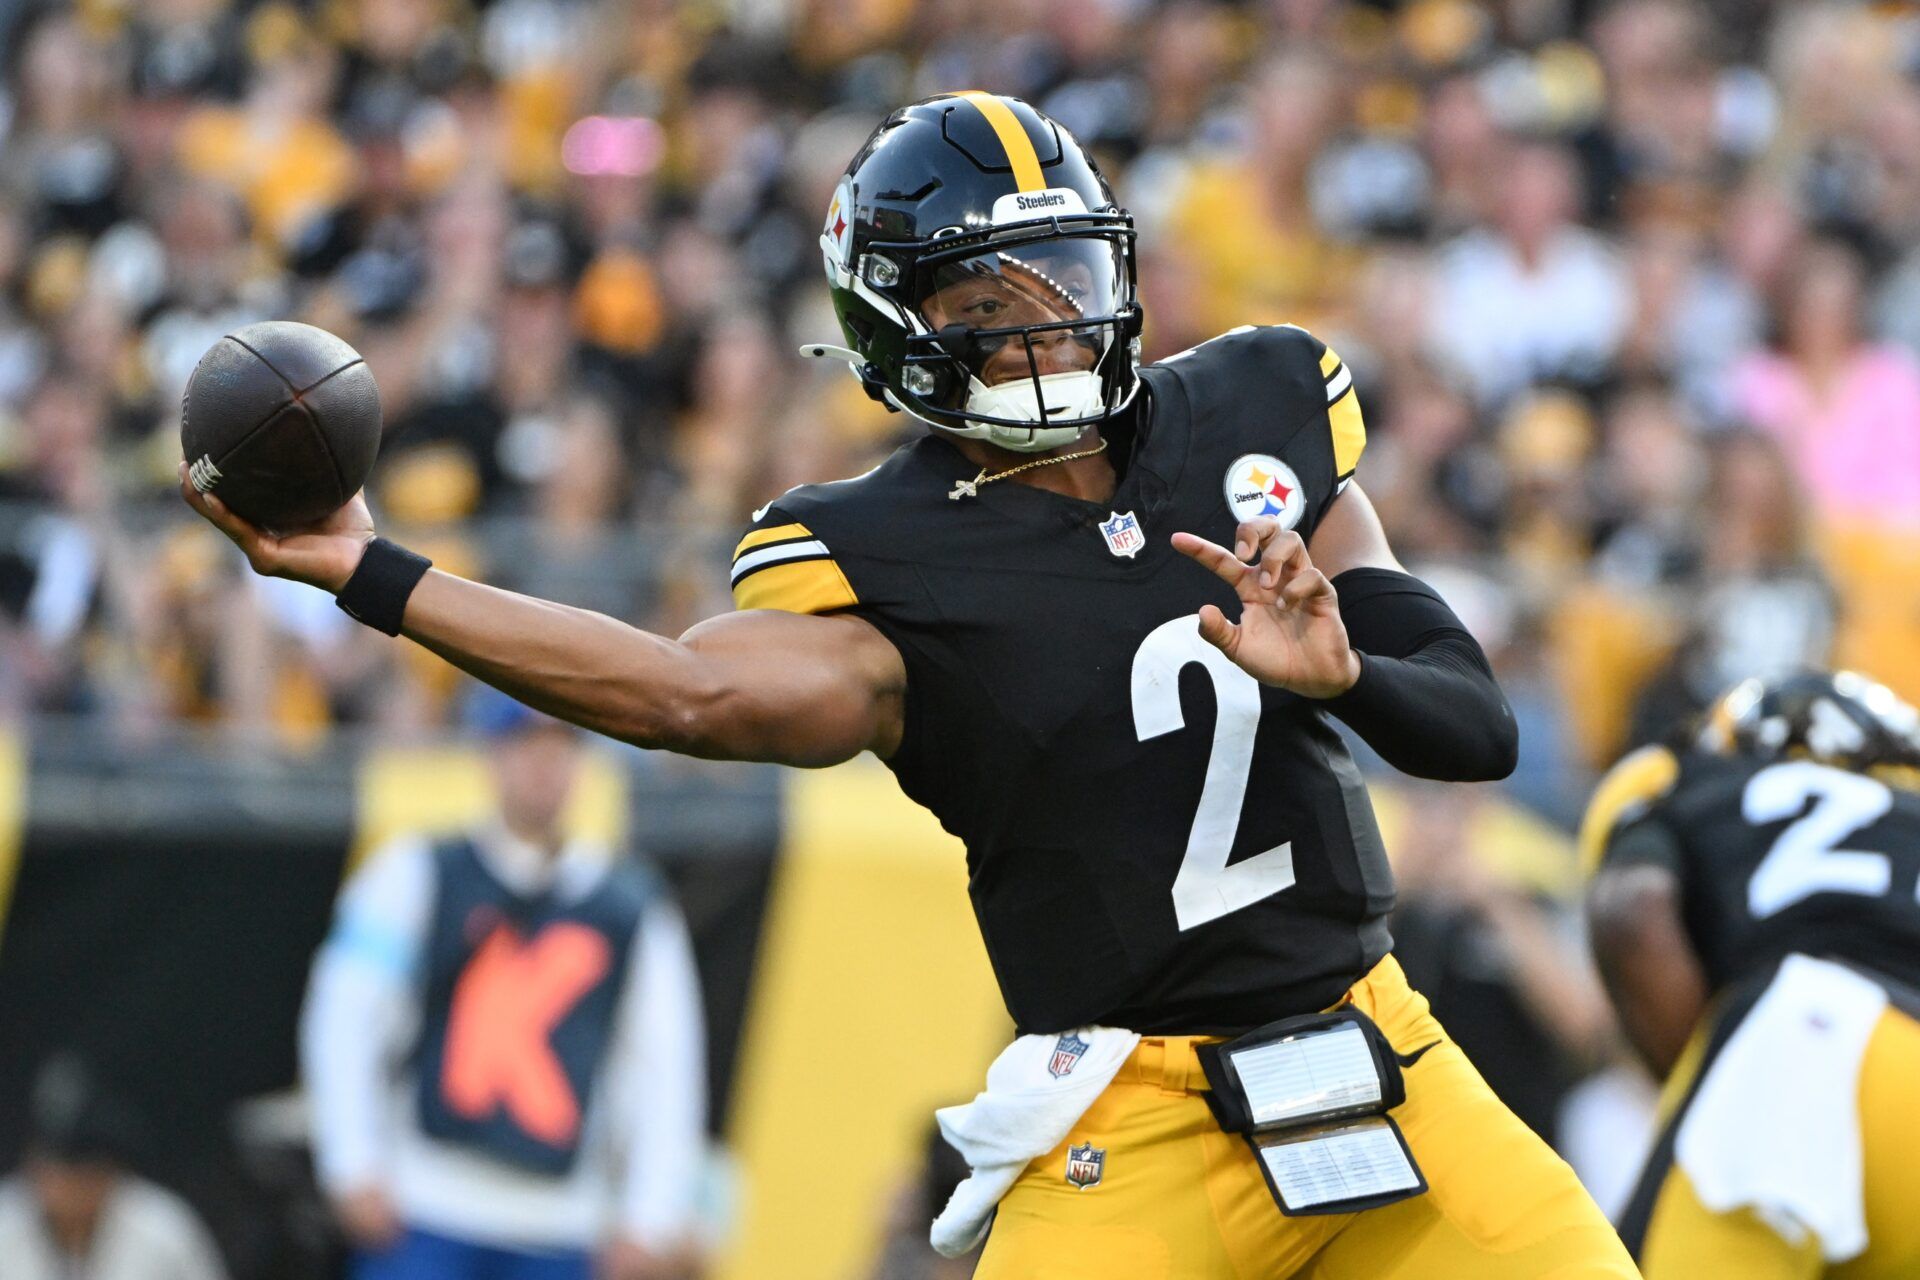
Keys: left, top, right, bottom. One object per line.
{"left": 1224, "top": 454, "right": 1307, "bottom": 529}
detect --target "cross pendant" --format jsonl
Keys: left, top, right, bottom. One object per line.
{"left": 948, "top": 478, "right": 980, "bottom": 501}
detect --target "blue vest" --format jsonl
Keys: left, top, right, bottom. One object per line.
{"left": 413, "top": 835, "right": 653, "bottom": 1175}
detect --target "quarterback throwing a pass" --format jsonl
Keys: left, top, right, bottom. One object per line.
{"left": 184, "top": 95, "right": 1635, "bottom": 1277}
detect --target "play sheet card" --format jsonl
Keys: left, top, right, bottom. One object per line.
{"left": 1228, "top": 1021, "right": 1383, "bottom": 1128}
{"left": 1255, "top": 1118, "right": 1423, "bottom": 1213}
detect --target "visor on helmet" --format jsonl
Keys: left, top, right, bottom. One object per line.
{"left": 898, "top": 233, "right": 1135, "bottom": 446}
{"left": 919, "top": 239, "right": 1121, "bottom": 339}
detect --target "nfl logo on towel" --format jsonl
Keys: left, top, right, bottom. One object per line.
{"left": 1049, "top": 1033, "right": 1089, "bottom": 1078}
{"left": 1065, "top": 1143, "right": 1105, "bottom": 1189}
{"left": 1100, "top": 510, "right": 1144, "bottom": 558}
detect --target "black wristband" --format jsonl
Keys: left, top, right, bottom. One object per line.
{"left": 335, "top": 537, "right": 432, "bottom": 636}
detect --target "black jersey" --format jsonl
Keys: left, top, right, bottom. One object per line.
{"left": 730, "top": 325, "right": 1391, "bottom": 1035}
{"left": 1582, "top": 746, "right": 1920, "bottom": 993}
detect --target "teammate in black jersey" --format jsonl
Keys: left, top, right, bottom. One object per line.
{"left": 1584, "top": 670, "right": 1920, "bottom": 1278}
{"left": 183, "top": 94, "right": 1634, "bottom": 1277}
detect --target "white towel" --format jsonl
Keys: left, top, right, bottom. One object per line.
{"left": 929, "top": 1026, "right": 1141, "bottom": 1257}
{"left": 1675, "top": 953, "right": 1886, "bottom": 1262}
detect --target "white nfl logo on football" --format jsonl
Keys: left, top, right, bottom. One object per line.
{"left": 1223, "top": 453, "right": 1306, "bottom": 530}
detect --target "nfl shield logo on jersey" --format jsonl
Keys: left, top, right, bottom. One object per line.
{"left": 1100, "top": 510, "right": 1145, "bottom": 558}
{"left": 1048, "top": 1032, "right": 1089, "bottom": 1078}
{"left": 1065, "top": 1142, "right": 1105, "bottom": 1189}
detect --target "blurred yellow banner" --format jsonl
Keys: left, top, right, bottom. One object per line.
{"left": 719, "top": 757, "right": 1007, "bottom": 1280}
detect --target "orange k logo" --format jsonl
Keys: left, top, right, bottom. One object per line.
{"left": 440, "top": 921, "right": 613, "bottom": 1147}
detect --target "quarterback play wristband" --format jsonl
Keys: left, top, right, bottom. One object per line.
{"left": 335, "top": 537, "right": 432, "bottom": 635}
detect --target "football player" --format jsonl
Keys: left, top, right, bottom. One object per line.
{"left": 1584, "top": 670, "right": 1920, "bottom": 1278}
{"left": 183, "top": 94, "right": 1635, "bottom": 1277}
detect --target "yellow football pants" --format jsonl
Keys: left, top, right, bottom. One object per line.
{"left": 1634, "top": 994, "right": 1920, "bottom": 1280}
{"left": 974, "top": 954, "right": 1639, "bottom": 1279}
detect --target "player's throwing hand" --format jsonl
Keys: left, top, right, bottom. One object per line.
{"left": 1171, "top": 519, "right": 1362, "bottom": 699}
{"left": 179, "top": 461, "right": 375, "bottom": 593}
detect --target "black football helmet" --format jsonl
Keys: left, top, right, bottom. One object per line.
{"left": 803, "top": 92, "right": 1143, "bottom": 452}
{"left": 1696, "top": 670, "right": 1920, "bottom": 774}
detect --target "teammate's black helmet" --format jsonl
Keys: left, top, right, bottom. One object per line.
{"left": 1696, "top": 670, "right": 1920, "bottom": 774}
{"left": 803, "top": 93, "right": 1143, "bottom": 452}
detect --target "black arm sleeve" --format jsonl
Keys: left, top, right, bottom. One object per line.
{"left": 1321, "top": 568, "right": 1519, "bottom": 782}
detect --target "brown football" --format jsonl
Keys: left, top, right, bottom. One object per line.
{"left": 180, "top": 321, "right": 382, "bottom": 531}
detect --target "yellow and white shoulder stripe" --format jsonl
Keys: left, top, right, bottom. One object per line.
{"left": 1319, "top": 346, "right": 1366, "bottom": 478}
{"left": 732, "top": 524, "right": 832, "bottom": 585}
{"left": 1322, "top": 352, "right": 1354, "bottom": 403}
{"left": 1577, "top": 744, "right": 1681, "bottom": 877}
{"left": 730, "top": 523, "right": 860, "bottom": 615}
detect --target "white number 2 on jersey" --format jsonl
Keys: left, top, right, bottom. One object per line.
{"left": 1131, "top": 616, "right": 1295, "bottom": 931}
{"left": 1743, "top": 761, "right": 1895, "bottom": 918}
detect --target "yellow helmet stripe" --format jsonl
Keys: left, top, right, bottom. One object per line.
{"left": 954, "top": 91, "right": 1045, "bottom": 193}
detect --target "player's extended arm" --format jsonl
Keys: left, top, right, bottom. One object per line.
{"left": 1587, "top": 858, "right": 1711, "bottom": 1079}
{"left": 404, "top": 576, "right": 904, "bottom": 765}
{"left": 1173, "top": 483, "right": 1518, "bottom": 781}
{"left": 179, "top": 477, "right": 905, "bottom": 766}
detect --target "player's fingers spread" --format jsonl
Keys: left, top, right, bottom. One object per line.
{"left": 179, "top": 474, "right": 230, "bottom": 531}
{"left": 1196, "top": 603, "right": 1237, "bottom": 653}
{"left": 178, "top": 462, "right": 224, "bottom": 516}
{"left": 1172, "top": 531, "right": 1249, "bottom": 586}
{"left": 198, "top": 492, "right": 245, "bottom": 538}
{"left": 1235, "top": 518, "right": 1283, "bottom": 563}
{"left": 1279, "top": 568, "right": 1332, "bottom": 609}
{"left": 1230, "top": 518, "right": 1274, "bottom": 561}
{"left": 1240, "top": 517, "right": 1302, "bottom": 550}
{"left": 1254, "top": 528, "right": 1308, "bottom": 590}
{"left": 180, "top": 475, "right": 268, "bottom": 560}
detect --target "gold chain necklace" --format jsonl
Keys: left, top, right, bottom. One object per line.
{"left": 948, "top": 437, "right": 1109, "bottom": 501}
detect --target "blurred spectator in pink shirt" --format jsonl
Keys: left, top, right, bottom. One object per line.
{"left": 1729, "top": 240, "right": 1920, "bottom": 530}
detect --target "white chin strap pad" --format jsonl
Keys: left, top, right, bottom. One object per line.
{"left": 964, "top": 371, "right": 1105, "bottom": 452}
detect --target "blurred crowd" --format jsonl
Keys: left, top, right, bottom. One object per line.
{"left": 2, "top": 0, "right": 1919, "bottom": 783}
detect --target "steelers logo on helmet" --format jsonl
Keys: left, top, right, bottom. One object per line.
{"left": 1224, "top": 454, "right": 1307, "bottom": 530}
{"left": 821, "top": 176, "right": 856, "bottom": 281}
